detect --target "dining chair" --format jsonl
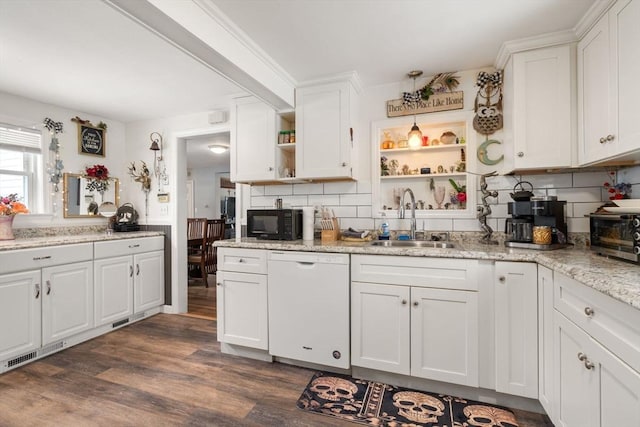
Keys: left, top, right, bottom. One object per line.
{"left": 205, "top": 219, "right": 226, "bottom": 277}
{"left": 187, "top": 217, "right": 208, "bottom": 286}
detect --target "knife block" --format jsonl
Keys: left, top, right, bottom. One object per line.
{"left": 321, "top": 218, "right": 340, "bottom": 243}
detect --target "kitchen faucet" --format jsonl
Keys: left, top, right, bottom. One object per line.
{"left": 398, "top": 188, "right": 416, "bottom": 240}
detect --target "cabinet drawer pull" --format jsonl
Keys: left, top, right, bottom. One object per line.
{"left": 238, "top": 258, "right": 244, "bottom": 263}
{"left": 129, "top": 265, "right": 134, "bottom": 277}
{"left": 136, "top": 264, "right": 140, "bottom": 276}
{"left": 46, "top": 280, "right": 51, "bottom": 296}
{"left": 584, "top": 306, "right": 595, "bottom": 317}
{"left": 129, "top": 244, "right": 140, "bottom": 249}
{"left": 33, "top": 255, "right": 51, "bottom": 261}
{"left": 498, "top": 276, "right": 506, "bottom": 283}
{"left": 35, "top": 283, "right": 40, "bottom": 299}
{"left": 578, "top": 352, "right": 587, "bottom": 361}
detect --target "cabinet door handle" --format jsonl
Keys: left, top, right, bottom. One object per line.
{"left": 349, "top": 127, "right": 353, "bottom": 142}
{"left": 584, "top": 306, "right": 595, "bottom": 317}
{"left": 46, "top": 280, "right": 51, "bottom": 296}
{"left": 606, "top": 134, "right": 615, "bottom": 142}
{"left": 599, "top": 137, "right": 606, "bottom": 144}
{"left": 401, "top": 299, "right": 407, "bottom": 305}
{"left": 129, "top": 265, "right": 134, "bottom": 277}
{"left": 498, "top": 276, "right": 506, "bottom": 283}
{"left": 577, "top": 352, "right": 587, "bottom": 361}
{"left": 35, "top": 283, "right": 40, "bottom": 299}
{"left": 268, "top": 166, "right": 274, "bottom": 171}
{"left": 33, "top": 255, "right": 52, "bottom": 261}
{"left": 217, "top": 282, "right": 222, "bottom": 287}
{"left": 413, "top": 301, "right": 419, "bottom": 307}
{"left": 341, "top": 162, "right": 347, "bottom": 167}
{"left": 517, "top": 152, "right": 524, "bottom": 157}
{"left": 136, "top": 264, "right": 140, "bottom": 276}
{"left": 238, "top": 258, "right": 244, "bottom": 263}
{"left": 584, "top": 359, "right": 595, "bottom": 370}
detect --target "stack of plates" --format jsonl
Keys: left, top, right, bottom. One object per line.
{"left": 604, "top": 199, "right": 640, "bottom": 213}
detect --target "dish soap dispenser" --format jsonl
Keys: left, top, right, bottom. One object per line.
{"left": 380, "top": 221, "right": 390, "bottom": 240}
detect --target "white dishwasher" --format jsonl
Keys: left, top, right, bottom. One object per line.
{"left": 267, "top": 251, "right": 350, "bottom": 369}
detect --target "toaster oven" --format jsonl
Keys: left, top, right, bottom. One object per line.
{"left": 590, "top": 213, "right": 640, "bottom": 264}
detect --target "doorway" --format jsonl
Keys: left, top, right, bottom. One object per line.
{"left": 183, "top": 131, "right": 231, "bottom": 320}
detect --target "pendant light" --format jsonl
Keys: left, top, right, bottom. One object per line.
{"left": 407, "top": 70, "right": 423, "bottom": 149}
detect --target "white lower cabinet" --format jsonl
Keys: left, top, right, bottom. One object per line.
{"left": 134, "top": 251, "right": 164, "bottom": 312}
{"left": 0, "top": 270, "right": 41, "bottom": 361}
{"left": 537, "top": 265, "right": 555, "bottom": 417}
{"left": 41, "top": 261, "right": 94, "bottom": 346}
{"left": 94, "top": 256, "right": 134, "bottom": 326}
{"left": 494, "top": 261, "right": 538, "bottom": 398}
{"left": 351, "top": 255, "right": 479, "bottom": 387}
{"left": 553, "top": 272, "right": 640, "bottom": 427}
{"left": 216, "top": 248, "right": 268, "bottom": 350}
{"left": 94, "top": 236, "right": 165, "bottom": 326}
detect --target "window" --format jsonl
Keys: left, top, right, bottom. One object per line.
{"left": 0, "top": 123, "right": 43, "bottom": 213}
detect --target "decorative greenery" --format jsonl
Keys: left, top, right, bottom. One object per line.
{"left": 0, "top": 194, "right": 29, "bottom": 216}
{"left": 420, "top": 72, "right": 460, "bottom": 101}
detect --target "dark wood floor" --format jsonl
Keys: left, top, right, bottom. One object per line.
{"left": 0, "top": 314, "right": 553, "bottom": 426}
{"left": 187, "top": 278, "right": 216, "bottom": 320}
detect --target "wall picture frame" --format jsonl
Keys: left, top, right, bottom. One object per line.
{"left": 77, "top": 123, "right": 106, "bottom": 156}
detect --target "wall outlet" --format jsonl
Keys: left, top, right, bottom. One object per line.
{"left": 160, "top": 205, "right": 169, "bottom": 216}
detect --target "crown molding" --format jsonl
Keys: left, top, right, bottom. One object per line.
{"left": 494, "top": 29, "right": 577, "bottom": 69}
{"left": 573, "top": 0, "right": 616, "bottom": 39}
{"left": 297, "top": 71, "right": 363, "bottom": 93}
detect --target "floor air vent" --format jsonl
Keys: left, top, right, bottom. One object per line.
{"left": 6, "top": 351, "right": 37, "bottom": 368}
{"left": 39, "top": 341, "right": 64, "bottom": 357}
{"left": 112, "top": 318, "right": 129, "bottom": 328}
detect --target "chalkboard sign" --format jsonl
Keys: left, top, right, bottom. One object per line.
{"left": 78, "top": 124, "right": 105, "bottom": 156}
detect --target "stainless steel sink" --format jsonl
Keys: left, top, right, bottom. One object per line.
{"left": 369, "top": 240, "right": 457, "bottom": 249}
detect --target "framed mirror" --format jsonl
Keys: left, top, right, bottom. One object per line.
{"left": 63, "top": 173, "right": 119, "bottom": 218}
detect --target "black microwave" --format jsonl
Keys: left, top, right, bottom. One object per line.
{"left": 247, "top": 209, "right": 303, "bottom": 240}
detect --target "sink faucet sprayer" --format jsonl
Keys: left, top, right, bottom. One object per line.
{"left": 399, "top": 188, "right": 416, "bottom": 240}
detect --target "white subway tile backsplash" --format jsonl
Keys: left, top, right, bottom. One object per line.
{"left": 573, "top": 171, "right": 610, "bottom": 187}
{"left": 282, "top": 196, "right": 309, "bottom": 207}
{"left": 568, "top": 217, "right": 589, "bottom": 233}
{"left": 357, "top": 181, "right": 373, "bottom": 193}
{"left": 264, "top": 185, "right": 293, "bottom": 196}
{"left": 423, "top": 218, "right": 454, "bottom": 231}
{"left": 357, "top": 206, "right": 373, "bottom": 218}
{"left": 527, "top": 173, "right": 572, "bottom": 188}
{"left": 308, "top": 194, "right": 341, "bottom": 206}
{"left": 619, "top": 165, "right": 640, "bottom": 184}
{"left": 324, "top": 182, "right": 357, "bottom": 194}
{"left": 453, "top": 218, "right": 481, "bottom": 232}
{"left": 339, "top": 193, "right": 372, "bottom": 206}
{"left": 549, "top": 187, "right": 601, "bottom": 203}
{"left": 328, "top": 206, "right": 357, "bottom": 217}
{"left": 250, "top": 185, "right": 266, "bottom": 196}
{"left": 251, "top": 196, "right": 276, "bottom": 207}
{"left": 293, "top": 183, "right": 324, "bottom": 195}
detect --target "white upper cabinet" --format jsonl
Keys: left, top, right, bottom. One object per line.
{"left": 230, "top": 96, "right": 278, "bottom": 183}
{"left": 578, "top": 0, "right": 640, "bottom": 165}
{"left": 504, "top": 44, "right": 576, "bottom": 171}
{"left": 296, "top": 79, "right": 358, "bottom": 180}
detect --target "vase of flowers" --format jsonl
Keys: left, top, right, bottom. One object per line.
{"left": 0, "top": 194, "right": 29, "bottom": 240}
{"left": 449, "top": 179, "right": 467, "bottom": 210}
{"left": 85, "top": 164, "right": 110, "bottom": 195}
{"left": 603, "top": 172, "right": 631, "bottom": 200}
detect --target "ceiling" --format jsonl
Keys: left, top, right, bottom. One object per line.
{"left": 1, "top": 0, "right": 596, "bottom": 168}
{"left": 186, "top": 132, "right": 230, "bottom": 170}
{"left": 210, "top": 0, "right": 597, "bottom": 87}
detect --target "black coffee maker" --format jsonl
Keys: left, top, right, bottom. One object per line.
{"left": 505, "top": 196, "right": 568, "bottom": 249}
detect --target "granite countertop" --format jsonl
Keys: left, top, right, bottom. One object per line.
{"left": 0, "top": 231, "right": 164, "bottom": 252}
{"left": 215, "top": 238, "right": 640, "bottom": 311}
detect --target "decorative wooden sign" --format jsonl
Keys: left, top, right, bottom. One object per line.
{"left": 386, "top": 91, "right": 464, "bottom": 117}
{"left": 78, "top": 123, "right": 106, "bottom": 156}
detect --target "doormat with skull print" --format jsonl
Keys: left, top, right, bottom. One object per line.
{"left": 297, "top": 372, "right": 519, "bottom": 427}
